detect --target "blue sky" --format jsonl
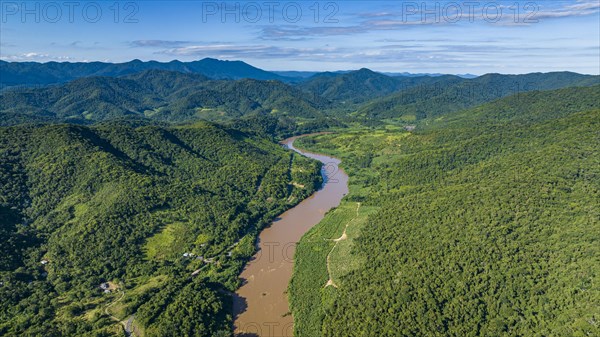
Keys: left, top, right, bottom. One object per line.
{"left": 1, "top": 1, "right": 599, "bottom": 74}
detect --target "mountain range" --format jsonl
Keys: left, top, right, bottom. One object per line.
{"left": 1, "top": 59, "right": 597, "bottom": 127}
{"left": 0, "top": 58, "right": 293, "bottom": 88}
{"left": 358, "top": 71, "right": 599, "bottom": 120}
{"left": 1, "top": 58, "right": 485, "bottom": 90}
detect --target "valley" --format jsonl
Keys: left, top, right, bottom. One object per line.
{"left": 0, "top": 59, "right": 598, "bottom": 337}
{"left": 3, "top": 1, "right": 599, "bottom": 335}
{"left": 233, "top": 135, "right": 348, "bottom": 337}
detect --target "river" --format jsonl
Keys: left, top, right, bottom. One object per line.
{"left": 233, "top": 134, "right": 349, "bottom": 337}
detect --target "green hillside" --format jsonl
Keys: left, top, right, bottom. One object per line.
{"left": 0, "top": 70, "right": 328, "bottom": 126}
{"left": 290, "top": 85, "right": 600, "bottom": 337}
{"left": 358, "top": 72, "right": 599, "bottom": 120}
{"left": 298, "top": 68, "right": 464, "bottom": 105}
{"left": 0, "top": 121, "right": 322, "bottom": 336}
{"left": 3, "top": 69, "right": 596, "bottom": 131}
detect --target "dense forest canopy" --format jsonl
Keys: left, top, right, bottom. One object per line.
{"left": 289, "top": 85, "right": 600, "bottom": 337}
{"left": 0, "top": 120, "right": 321, "bottom": 336}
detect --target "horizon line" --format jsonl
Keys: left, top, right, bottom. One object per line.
{"left": 1, "top": 57, "right": 599, "bottom": 77}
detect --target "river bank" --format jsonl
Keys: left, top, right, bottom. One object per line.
{"left": 232, "top": 134, "right": 349, "bottom": 337}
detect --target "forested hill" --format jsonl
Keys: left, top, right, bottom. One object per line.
{"left": 0, "top": 69, "right": 329, "bottom": 126}
{"left": 2, "top": 61, "right": 598, "bottom": 129}
{"left": 0, "top": 58, "right": 292, "bottom": 88}
{"left": 0, "top": 120, "right": 322, "bottom": 336}
{"left": 428, "top": 84, "right": 600, "bottom": 127}
{"left": 298, "top": 68, "right": 463, "bottom": 104}
{"left": 290, "top": 85, "right": 600, "bottom": 337}
{"left": 357, "top": 71, "right": 599, "bottom": 120}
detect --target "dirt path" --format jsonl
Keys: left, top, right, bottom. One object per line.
{"left": 103, "top": 289, "right": 136, "bottom": 336}
{"left": 324, "top": 202, "right": 361, "bottom": 288}
{"left": 104, "top": 289, "right": 125, "bottom": 320}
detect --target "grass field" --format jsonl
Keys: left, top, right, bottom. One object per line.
{"left": 143, "top": 222, "right": 191, "bottom": 260}
{"left": 288, "top": 202, "right": 351, "bottom": 337}
{"left": 288, "top": 198, "right": 379, "bottom": 337}
{"left": 327, "top": 203, "right": 379, "bottom": 288}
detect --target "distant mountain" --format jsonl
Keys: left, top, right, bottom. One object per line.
{"left": 0, "top": 76, "right": 158, "bottom": 124}
{"left": 383, "top": 72, "right": 478, "bottom": 78}
{"left": 0, "top": 58, "right": 293, "bottom": 88}
{"left": 272, "top": 71, "right": 320, "bottom": 79}
{"left": 358, "top": 71, "right": 600, "bottom": 120}
{"left": 274, "top": 70, "right": 477, "bottom": 80}
{"left": 2, "top": 62, "right": 598, "bottom": 127}
{"left": 0, "top": 69, "right": 328, "bottom": 125}
{"left": 298, "top": 68, "right": 399, "bottom": 104}
{"left": 164, "top": 78, "right": 329, "bottom": 119}
{"left": 182, "top": 58, "right": 292, "bottom": 81}
{"left": 298, "top": 68, "right": 463, "bottom": 104}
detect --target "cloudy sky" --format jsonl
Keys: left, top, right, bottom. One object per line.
{"left": 1, "top": 0, "right": 599, "bottom": 74}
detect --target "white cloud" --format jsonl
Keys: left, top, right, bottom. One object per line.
{"left": 0, "top": 52, "right": 74, "bottom": 61}
{"left": 156, "top": 44, "right": 342, "bottom": 60}
{"left": 259, "top": 1, "right": 600, "bottom": 39}
{"left": 130, "top": 40, "right": 191, "bottom": 48}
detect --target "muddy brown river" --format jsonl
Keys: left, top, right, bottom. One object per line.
{"left": 233, "top": 134, "right": 349, "bottom": 337}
